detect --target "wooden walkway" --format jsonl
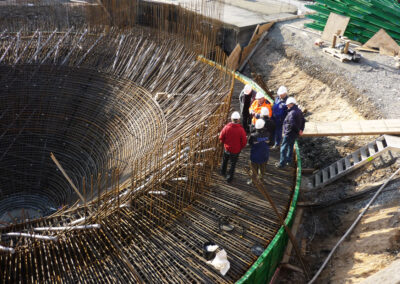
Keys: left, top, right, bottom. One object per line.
{"left": 303, "top": 119, "right": 400, "bottom": 137}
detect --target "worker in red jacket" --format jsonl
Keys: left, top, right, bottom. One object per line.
{"left": 219, "top": 111, "right": 247, "bottom": 183}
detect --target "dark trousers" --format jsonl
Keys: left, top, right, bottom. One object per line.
{"left": 279, "top": 135, "right": 296, "bottom": 166}
{"left": 241, "top": 112, "right": 251, "bottom": 133}
{"left": 221, "top": 150, "right": 239, "bottom": 181}
{"left": 274, "top": 120, "right": 283, "bottom": 146}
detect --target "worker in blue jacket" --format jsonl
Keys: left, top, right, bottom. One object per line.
{"left": 272, "top": 85, "right": 288, "bottom": 149}
{"left": 276, "top": 97, "right": 305, "bottom": 168}
{"left": 248, "top": 119, "right": 270, "bottom": 184}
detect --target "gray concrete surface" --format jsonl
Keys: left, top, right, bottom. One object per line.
{"left": 149, "top": 0, "right": 312, "bottom": 28}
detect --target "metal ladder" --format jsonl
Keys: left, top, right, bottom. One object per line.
{"left": 311, "top": 135, "right": 400, "bottom": 189}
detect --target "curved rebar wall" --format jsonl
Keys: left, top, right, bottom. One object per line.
{"left": 0, "top": 2, "right": 261, "bottom": 283}
{"left": 0, "top": 64, "right": 167, "bottom": 221}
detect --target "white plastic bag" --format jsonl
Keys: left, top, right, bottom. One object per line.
{"left": 207, "top": 249, "right": 230, "bottom": 276}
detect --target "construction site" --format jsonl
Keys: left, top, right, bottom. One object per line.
{"left": 0, "top": 0, "right": 400, "bottom": 283}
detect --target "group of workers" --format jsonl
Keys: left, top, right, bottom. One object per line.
{"left": 219, "top": 84, "right": 305, "bottom": 183}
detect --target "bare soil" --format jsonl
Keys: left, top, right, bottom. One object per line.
{"left": 245, "top": 20, "right": 400, "bottom": 283}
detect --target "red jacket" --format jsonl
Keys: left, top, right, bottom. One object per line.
{"left": 219, "top": 122, "right": 247, "bottom": 154}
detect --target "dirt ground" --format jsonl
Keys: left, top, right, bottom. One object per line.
{"left": 245, "top": 19, "right": 400, "bottom": 283}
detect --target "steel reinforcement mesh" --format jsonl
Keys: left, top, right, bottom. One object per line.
{"left": 0, "top": 2, "right": 300, "bottom": 283}
{"left": 0, "top": 64, "right": 167, "bottom": 220}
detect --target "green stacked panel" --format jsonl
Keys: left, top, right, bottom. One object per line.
{"left": 305, "top": 0, "right": 400, "bottom": 45}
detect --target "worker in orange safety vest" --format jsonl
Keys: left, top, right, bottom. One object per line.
{"left": 249, "top": 92, "right": 272, "bottom": 125}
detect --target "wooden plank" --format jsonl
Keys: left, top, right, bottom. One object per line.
{"left": 226, "top": 43, "right": 241, "bottom": 71}
{"left": 321, "top": 13, "right": 350, "bottom": 42}
{"left": 240, "top": 41, "right": 258, "bottom": 67}
{"left": 248, "top": 23, "right": 274, "bottom": 48}
{"left": 354, "top": 46, "right": 379, "bottom": 53}
{"left": 322, "top": 47, "right": 352, "bottom": 62}
{"left": 363, "top": 29, "right": 400, "bottom": 56}
{"left": 302, "top": 119, "right": 400, "bottom": 137}
{"left": 281, "top": 208, "right": 303, "bottom": 264}
{"left": 247, "top": 24, "right": 260, "bottom": 46}
{"left": 258, "top": 22, "right": 274, "bottom": 35}
{"left": 239, "top": 22, "right": 274, "bottom": 68}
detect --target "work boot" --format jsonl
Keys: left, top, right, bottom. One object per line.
{"left": 271, "top": 144, "right": 279, "bottom": 150}
{"left": 286, "top": 162, "right": 295, "bottom": 168}
{"left": 226, "top": 175, "right": 233, "bottom": 183}
{"left": 275, "top": 162, "right": 285, "bottom": 169}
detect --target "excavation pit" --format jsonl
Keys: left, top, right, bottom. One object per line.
{"left": 0, "top": 65, "right": 166, "bottom": 222}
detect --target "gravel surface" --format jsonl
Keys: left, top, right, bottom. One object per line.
{"left": 243, "top": 17, "right": 400, "bottom": 283}
{"left": 249, "top": 18, "right": 400, "bottom": 120}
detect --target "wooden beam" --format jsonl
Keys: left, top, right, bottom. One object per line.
{"left": 303, "top": 119, "right": 400, "bottom": 137}
{"left": 282, "top": 208, "right": 303, "bottom": 264}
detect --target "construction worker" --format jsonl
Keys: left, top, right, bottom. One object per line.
{"left": 276, "top": 97, "right": 305, "bottom": 168}
{"left": 248, "top": 119, "right": 269, "bottom": 184}
{"left": 272, "top": 85, "right": 288, "bottom": 149}
{"left": 260, "top": 107, "right": 276, "bottom": 146}
{"left": 239, "top": 84, "right": 256, "bottom": 133}
{"left": 249, "top": 92, "right": 272, "bottom": 126}
{"left": 250, "top": 107, "right": 275, "bottom": 139}
{"left": 219, "top": 111, "right": 247, "bottom": 183}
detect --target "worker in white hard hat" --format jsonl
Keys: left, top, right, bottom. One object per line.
{"left": 219, "top": 111, "right": 247, "bottom": 183}
{"left": 249, "top": 92, "right": 272, "bottom": 126}
{"left": 276, "top": 97, "right": 305, "bottom": 168}
{"left": 239, "top": 84, "right": 256, "bottom": 133}
{"left": 259, "top": 107, "right": 276, "bottom": 145}
{"left": 248, "top": 119, "right": 270, "bottom": 184}
{"left": 272, "top": 85, "right": 288, "bottom": 149}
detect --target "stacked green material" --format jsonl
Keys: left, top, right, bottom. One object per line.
{"left": 305, "top": 0, "right": 400, "bottom": 45}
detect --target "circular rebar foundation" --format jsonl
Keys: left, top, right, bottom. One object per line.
{"left": 0, "top": 65, "right": 166, "bottom": 220}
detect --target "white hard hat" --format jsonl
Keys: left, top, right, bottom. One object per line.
{"left": 255, "top": 92, "right": 264, "bottom": 99}
{"left": 277, "top": 86, "right": 288, "bottom": 96}
{"left": 286, "top": 97, "right": 297, "bottom": 105}
{"left": 243, "top": 84, "right": 252, "bottom": 95}
{"left": 231, "top": 111, "right": 240, "bottom": 120}
{"left": 260, "top": 107, "right": 270, "bottom": 117}
{"left": 255, "top": 119, "right": 265, "bottom": 129}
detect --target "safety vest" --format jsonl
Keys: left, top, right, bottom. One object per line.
{"left": 249, "top": 100, "right": 272, "bottom": 125}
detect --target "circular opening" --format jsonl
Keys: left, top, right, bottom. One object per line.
{"left": 0, "top": 65, "right": 166, "bottom": 222}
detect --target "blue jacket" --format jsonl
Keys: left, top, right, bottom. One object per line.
{"left": 249, "top": 130, "right": 269, "bottom": 164}
{"left": 283, "top": 105, "right": 305, "bottom": 139}
{"left": 272, "top": 96, "right": 288, "bottom": 122}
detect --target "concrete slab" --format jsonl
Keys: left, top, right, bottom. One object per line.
{"left": 149, "top": 0, "right": 312, "bottom": 28}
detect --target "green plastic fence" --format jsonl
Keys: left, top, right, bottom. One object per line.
{"left": 233, "top": 73, "right": 302, "bottom": 284}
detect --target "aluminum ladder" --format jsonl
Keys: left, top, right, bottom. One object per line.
{"left": 311, "top": 135, "right": 400, "bottom": 189}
